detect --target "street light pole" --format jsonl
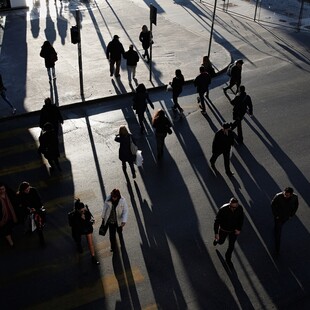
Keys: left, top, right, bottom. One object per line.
{"left": 207, "top": 0, "right": 218, "bottom": 58}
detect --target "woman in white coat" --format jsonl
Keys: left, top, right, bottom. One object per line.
{"left": 101, "top": 189, "right": 128, "bottom": 252}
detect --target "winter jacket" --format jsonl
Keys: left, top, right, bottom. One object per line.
{"left": 212, "top": 129, "right": 234, "bottom": 154}
{"left": 115, "top": 134, "right": 136, "bottom": 162}
{"left": 171, "top": 75, "right": 184, "bottom": 96}
{"left": 271, "top": 192, "right": 299, "bottom": 221}
{"left": 231, "top": 91, "right": 253, "bottom": 120}
{"left": 39, "top": 104, "right": 63, "bottom": 129}
{"left": 194, "top": 72, "right": 211, "bottom": 93}
{"left": 102, "top": 196, "right": 128, "bottom": 227}
{"left": 40, "top": 45, "right": 57, "bottom": 68}
{"left": 214, "top": 203, "right": 244, "bottom": 233}
{"left": 124, "top": 49, "right": 139, "bottom": 66}
{"left": 106, "top": 39, "right": 125, "bottom": 61}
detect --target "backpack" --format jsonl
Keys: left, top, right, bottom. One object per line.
{"left": 227, "top": 62, "right": 235, "bottom": 77}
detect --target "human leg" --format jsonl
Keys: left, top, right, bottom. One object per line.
{"left": 156, "top": 134, "right": 165, "bottom": 159}
{"left": 115, "top": 60, "right": 121, "bottom": 76}
{"left": 198, "top": 91, "right": 206, "bottom": 112}
{"left": 210, "top": 152, "right": 220, "bottom": 168}
{"left": 137, "top": 112, "right": 145, "bottom": 133}
{"left": 109, "top": 223, "right": 117, "bottom": 251}
{"left": 218, "top": 229, "right": 228, "bottom": 245}
{"left": 128, "top": 160, "right": 136, "bottom": 178}
{"left": 127, "top": 66, "right": 133, "bottom": 82}
{"left": 237, "top": 120, "right": 243, "bottom": 143}
{"left": 223, "top": 151, "right": 233, "bottom": 175}
{"left": 225, "top": 233, "right": 237, "bottom": 262}
{"left": 109, "top": 59, "right": 116, "bottom": 76}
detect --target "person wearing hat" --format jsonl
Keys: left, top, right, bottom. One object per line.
{"left": 106, "top": 35, "right": 125, "bottom": 77}
{"left": 210, "top": 123, "right": 234, "bottom": 177}
{"left": 223, "top": 59, "right": 243, "bottom": 94}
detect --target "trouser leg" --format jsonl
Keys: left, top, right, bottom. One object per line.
{"left": 223, "top": 151, "right": 231, "bottom": 173}
{"left": 109, "top": 223, "right": 117, "bottom": 250}
{"left": 225, "top": 233, "right": 237, "bottom": 261}
{"left": 115, "top": 60, "right": 121, "bottom": 76}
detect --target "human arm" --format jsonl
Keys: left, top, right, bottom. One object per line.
{"left": 146, "top": 94, "right": 154, "bottom": 109}
{"left": 120, "top": 198, "right": 129, "bottom": 226}
{"left": 246, "top": 96, "right": 253, "bottom": 116}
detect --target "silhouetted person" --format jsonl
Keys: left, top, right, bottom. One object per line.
{"left": 213, "top": 197, "right": 244, "bottom": 268}
{"left": 224, "top": 59, "right": 243, "bottom": 94}
{"left": 229, "top": 85, "right": 253, "bottom": 144}
{"left": 210, "top": 123, "right": 234, "bottom": 177}
{"left": 271, "top": 187, "right": 299, "bottom": 254}
{"left": 40, "top": 41, "right": 58, "bottom": 83}
{"left": 123, "top": 44, "right": 139, "bottom": 84}
{"left": 170, "top": 69, "right": 185, "bottom": 117}
{"left": 106, "top": 35, "right": 125, "bottom": 78}
{"left": 139, "top": 25, "right": 152, "bottom": 63}
{"left": 194, "top": 66, "right": 211, "bottom": 114}
{"left": 39, "top": 97, "right": 63, "bottom": 135}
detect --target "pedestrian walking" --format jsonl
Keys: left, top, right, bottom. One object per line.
{"left": 17, "top": 182, "right": 46, "bottom": 246}
{"left": 68, "top": 199, "right": 100, "bottom": 265}
{"left": 194, "top": 66, "right": 211, "bottom": 114}
{"left": 210, "top": 123, "right": 234, "bottom": 177}
{"left": 123, "top": 44, "right": 139, "bottom": 84}
{"left": 271, "top": 187, "right": 299, "bottom": 254}
{"left": 38, "top": 122, "right": 61, "bottom": 172}
{"left": 152, "top": 109, "right": 172, "bottom": 160}
{"left": 115, "top": 125, "right": 137, "bottom": 179}
{"left": 139, "top": 25, "right": 152, "bottom": 63}
{"left": 228, "top": 85, "right": 253, "bottom": 144}
{"left": 40, "top": 41, "right": 58, "bottom": 83}
{"left": 201, "top": 55, "right": 216, "bottom": 78}
{"left": 100, "top": 189, "right": 128, "bottom": 252}
{"left": 132, "top": 83, "right": 154, "bottom": 134}
{"left": 39, "top": 97, "right": 64, "bottom": 135}
{"left": 0, "top": 182, "right": 18, "bottom": 247}
{"left": 106, "top": 35, "right": 125, "bottom": 78}
{"left": 0, "top": 73, "right": 16, "bottom": 115}
{"left": 213, "top": 197, "right": 244, "bottom": 268}
{"left": 170, "top": 69, "right": 185, "bottom": 117}
{"left": 223, "top": 59, "right": 243, "bottom": 94}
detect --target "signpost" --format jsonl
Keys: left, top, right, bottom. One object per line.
{"left": 149, "top": 4, "right": 157, "bottom": 82}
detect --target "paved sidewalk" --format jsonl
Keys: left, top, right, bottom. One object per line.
{"left": 0, "top": 0, "right": 231, "bottom": 118}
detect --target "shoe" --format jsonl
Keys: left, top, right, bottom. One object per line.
{"left": 91, "top": 256, "right": 100, "bottom": 265}
{"left": 226, "top": 171, "right": 234, "bottom": 177}
{"left": 110, "top": 72, "right": 113, "bottom": 77}
{"left": 12, "top": 108, "right": 16, "bottom": 115}
{"left": 132, "top": 173, "right": 136, "bottom": 179}
{"left": 201, "top": 110, "right": 207, "bottom": 115}
{"left": 213, "top": 239, "right": 218, "bottom": 246}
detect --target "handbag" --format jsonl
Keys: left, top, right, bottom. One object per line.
{"left": 99, "top": 223, "right": 109, "bottom": 236}
{"left": 135, "top": 150, "right": 143, "bottom": 167}
{"left": 130, "top": 135, "right": 138, "bottom": 155}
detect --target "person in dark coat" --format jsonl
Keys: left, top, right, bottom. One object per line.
{"left": 0, "top": 182, "right": 18, "bottom": 247}
{"left": 39, "top": 97, "right": 63, "bottom": 135}
{"left": 271, "top": 187, "right": 299, "bottom": 254}
{"left": 213, "top": 197, "right": 244, "bottom": 268}
{"left": 106, "top": 35, "right": 125, "bottom": 77}
{"left": 40, "top": 41, "right": 58, "bottom": 82}
{"left": 115, "top": 125, "right": 136, "bottom": 178}
{"left": 202, "top": 55, "right": 216, "bottom": 78}
{"left": 123, "top": 44, "right": 140, "bottom": 84}
{"left": 228, "top": 85, "right": 253, "bottom": 144}
{"left": 194, "top": 66, "right": 211, "bottom": 114}
{"left": 170, "top": 69, "right": 185, "bottom": 116}
{"left": 139, "top": 25, "right": 152, "bottom": 63}
{"left": 0, "top": 74, "right": 16, "bottom": 115}
{"left": 132, "top": 83, "right": 154, "bottom": 134}
{"left": 224, "top": 59, "right": 243, "bottom": 94}
{"left": 38, "top": 122, "right": 61, "bottom": 171}
{"left": 210, "top": 123, "right": 234, "bottom": 177}
{"left": 17, "top": 181, "right": 46, "bottom": 246}
{"left": 68, "top": 199, "right": 99, "bottom": 265}
{"left": 152, "top": 109, "right": 172, "bottom": 160}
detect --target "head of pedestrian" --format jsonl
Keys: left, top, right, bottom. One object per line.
{"left": 199, "top": 66, "right": 206, "bottom": 73}
{"left": 283, "top": 187, "right": 294, "bottom": 199}
{"left": 222, "top": 122, "right": 231, "bottom": 131}
{"left": 142, "top": 25, "right": 148, "bottom": 32}
{"left": 236, "top": 59, "right": 244, "bottom": 67}
{"left": 119, "top": 125, "right": 129, "bottom": 136}
{"left": 239, "top": 85, "right": 245, "bottom": 93}
{"left": 110, "top": 189, "right": 121, "bottom": 201}
{"left": 229, "top": 197, "right": 239, "bottom": 210}
{"left": 129, "top": 44, "right": 134, "bottom": 50}
{"left": 75, "top": 198, "right": 86, "bottom": 213}
{"left": 44, "top": 97, "right": 52, "bottom": 105}
{"left": 136, "top": 83, "right": 146, "bottom": 93}
{"left": 175, "top": 69, "right": 182, "bottom": 77}
{"left": 113, "top": 35, "right": 120, "bottom": 40}
{"left": 43, "top": 122, "right": 54, "bottom": 132}
{"left": 18, "top": 181, "right": 31, "bottom": 194}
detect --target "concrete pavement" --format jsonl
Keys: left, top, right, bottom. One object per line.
{"left": 0, "top": 0, "right": 232, "bottom": 119}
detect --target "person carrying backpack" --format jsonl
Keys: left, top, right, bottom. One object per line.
{"left": 224, "top": 59, "right": 243, "bottom": 94}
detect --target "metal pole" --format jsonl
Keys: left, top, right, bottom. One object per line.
{"left": 207, "top": 0, "right": 218, "bottom": 58}
{"left": 297, "top": 0, "right": 305, "bottom": 32}
{"left": 149, "top": 23, "right": 153, "bottom": 82}
{"left": 254, "top": 0, "right": 259, "bottom": 21}
{"left": 76, "top": 9, "right": 84, "bottom": 98}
